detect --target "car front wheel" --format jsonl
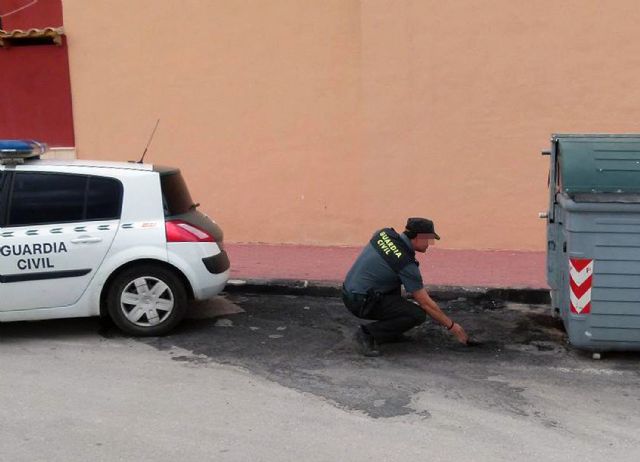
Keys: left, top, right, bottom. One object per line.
{"left": 106, "top": 264, "right": 188, "bottom": 336}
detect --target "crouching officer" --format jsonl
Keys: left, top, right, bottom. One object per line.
{"left": 342, "top": 217, "right": 468, "bottom": 356}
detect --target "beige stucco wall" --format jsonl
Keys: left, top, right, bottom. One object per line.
{"left": 62, "top": 0, "right": 640, "bottom": 250}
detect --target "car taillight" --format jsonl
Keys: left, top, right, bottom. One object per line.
{"left": 165, "top": 220, "right": 215, "bottom": 242}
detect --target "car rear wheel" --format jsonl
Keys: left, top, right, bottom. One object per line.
{"left": 106, "top": 264, "right": 188, "bottom": 336}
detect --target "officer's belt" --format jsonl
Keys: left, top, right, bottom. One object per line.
{"left": 341, "top": 285, "right": 365, "bottom": 303}
{"left": 342, "top": 285, "right": 397, "bottom": 303}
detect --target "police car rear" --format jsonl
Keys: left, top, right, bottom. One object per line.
{"left": 0, "top": 140, "right": 230, "bottom": 336}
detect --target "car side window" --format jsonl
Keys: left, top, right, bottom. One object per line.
{"left": 9, "top": 172, "right": 87, "bottom": 226}
{"left": 86, "top": 176, "right": 123, "bottom": 220}
{"left": 0, "top": 170, "right": 5, "bottom": 225}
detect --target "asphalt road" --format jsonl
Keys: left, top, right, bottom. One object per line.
{"left": 1, "top": 293, "right": 639, "bottom": 461}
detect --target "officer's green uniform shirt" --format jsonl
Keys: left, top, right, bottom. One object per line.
{"left": 344, "top": 230, "right": 424, "bottom": 295}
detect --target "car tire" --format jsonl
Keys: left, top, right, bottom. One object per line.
{"left": 106, "top": 264, "right": 188, "bottom": 336}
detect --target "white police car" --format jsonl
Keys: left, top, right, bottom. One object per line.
{"left": 0, "top": 140, "right": 230, "bottom": 335}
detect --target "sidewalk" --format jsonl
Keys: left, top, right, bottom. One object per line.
{"left": 224, "top": 243, "right": 549, "bottom": 302}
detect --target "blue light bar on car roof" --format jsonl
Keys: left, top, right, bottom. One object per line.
{"left": 0, "top": 139, "right": 48, "bottom": 155}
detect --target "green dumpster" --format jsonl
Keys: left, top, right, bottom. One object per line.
{"left": 544, "top": 134, "right": 640, "bottom": 352}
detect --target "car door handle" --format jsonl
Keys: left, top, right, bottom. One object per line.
{"left": 71, "top": 236, "right": 103, "bottom": 244}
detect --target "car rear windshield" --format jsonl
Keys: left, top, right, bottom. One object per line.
{"left": 161, "top": 171, "right": 194, "bottom": 216}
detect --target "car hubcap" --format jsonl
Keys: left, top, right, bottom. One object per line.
{"left": 120, "top": 276, "right": 174, "bottom": 327}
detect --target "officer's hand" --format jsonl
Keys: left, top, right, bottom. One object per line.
{"left": 450, "top": 323, "right": 469, "bottom": 344}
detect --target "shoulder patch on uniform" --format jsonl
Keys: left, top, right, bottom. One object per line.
{"left": 369, "top": 228, "right": 416, "bottom": 273}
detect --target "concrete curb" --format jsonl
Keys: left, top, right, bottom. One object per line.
{"left": 224, "top": 278, "right": 551, "bottom": 305}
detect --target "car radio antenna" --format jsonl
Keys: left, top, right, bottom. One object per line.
{"left": 138, "top": 118, "right": 160, "bottom": 164}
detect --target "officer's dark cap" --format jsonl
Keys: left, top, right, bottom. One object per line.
{"left": 405, "top": 217, "right": 440, "bottom": 239}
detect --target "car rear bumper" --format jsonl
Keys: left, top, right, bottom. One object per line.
{"left": 167, "top": 242, "right": 230, "bottom": 300}
{"left": 197, "top": 268, "right": 230, "bottom": 299}
{"left": 202, "top": 250, "right": 230, "bottom": 274}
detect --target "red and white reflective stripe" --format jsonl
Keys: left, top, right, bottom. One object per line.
{"left": 569, "top": 258, "right": 593, "bottom": 315}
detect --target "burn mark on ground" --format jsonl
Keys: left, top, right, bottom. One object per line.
{"left": 137, "top": 293, "right": 633, "bottom": 422}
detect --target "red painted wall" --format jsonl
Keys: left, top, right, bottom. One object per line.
{"left": 1, "top": 0, "right": 62, "bottom": 29}
{"left": 0, "top": 0, "right": 74, "bottom": 147}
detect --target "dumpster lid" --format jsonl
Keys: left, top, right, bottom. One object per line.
{"left": 554, "top": 134, "right": 640, "bottom": 195}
